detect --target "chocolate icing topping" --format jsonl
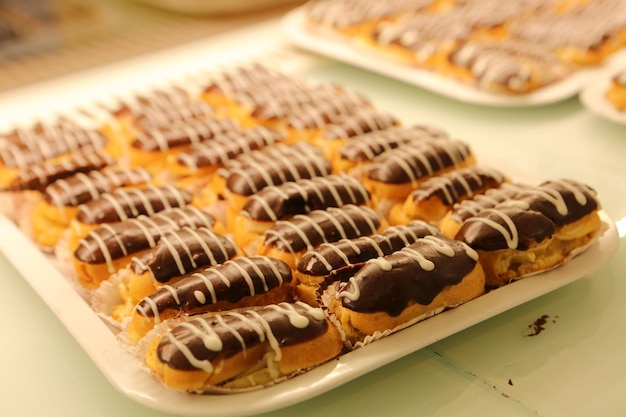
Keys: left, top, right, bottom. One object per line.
{"left": 284, "top": 91, "right": 371, "bottom": 130}
{"left": 339, "top": 125, "right": 448, "bottom": 163}
{"left": 516, "top": 179, "right": 599, "bottom": 227}
{"left": 449, "top": 183, "right": 529, "bottom": 224}
{"left": 113, "top": 87, "right": 212, "bottom": 128}
{"left": 76, "top": 185, "right": 193, "bottom": 225}
{"left": 321, "top": 108, "right": 399, "bottom": 140}
{"left": 43, "top": 168, "right": 152, "bottom": 207}
{"left": 135, "top": 256, "right": 291, "bottom": 319}
{"left": 6, "top": 151, "right": 114, "bottom": 191}
{"left": 455, "top": 204, "right": 556, "bottom": 251}
{"left": 410, "top": 166, "right": 506, "bottom": 205}
{"left": 297, "top": 221, "right": 442, "bottom": 277}
{"left": 74, "top": 206, "right": 215, "bottom": 266}
{"left": 336, "top": 235, "right": 479, "bottom": 316}
{"left": 263, "top": 204, "right": 381, "bottom": 253}
{"left": 224, "top": 143, "right": 331, "bottom": 196}
{"left": 155, "top": 302, "right": 328, "bottom": 371}
{"left": 132, "top": 118, "right": 241, "bottom": 152}
{"left": 0, "top": 124, "right": 107, "bottom": 168}
{"left": 175, "top": 127, "right": 286, "bottom": 171}
{"left": 241, "top": 174, "right": 370, "bottom": 222}
{"left": 366, "top": 139, "right": 472, "bottom": 184}
{"left": 130, "top": 226, "right": 237, "bottom": 283}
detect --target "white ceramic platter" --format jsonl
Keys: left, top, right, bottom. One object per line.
{"left": 579, "top": 57, "right": 626, "bottom": 125}
{"left": 281, "top": 7, "right": 621, "bottom": 107}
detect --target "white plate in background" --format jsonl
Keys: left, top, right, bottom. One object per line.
{"left": 580, "top": 59, "right": 626, "bottom": 125}
{"left": 281, "top": 7, "right": 618, "bottom": 107}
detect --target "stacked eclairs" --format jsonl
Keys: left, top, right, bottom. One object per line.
{"left": 0, "top": 62, "right": 605, "bottom": 392}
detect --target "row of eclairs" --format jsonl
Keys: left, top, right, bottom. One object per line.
{"left": 0, "top": 62, "right": 603, "bottom": 393}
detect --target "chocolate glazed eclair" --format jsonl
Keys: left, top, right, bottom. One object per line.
{"left": 362, "top": 138, "right": 475, "bottom": 217}
{"left": 257, "top": 204, "right": 384, "bottom": 271}
{"left": 72, "top": 206, "right": 215, "bottom": 289}
{"left": 389, "top": 165, "right": 507, "bottom": 226}
{"left": 213, "top": 142, "right": 332, "bottom": 231}
{"left": 294, "top": 221, "right": 442, "bottom": 306}
{"left": 145, "top": 301, "right": 344, "bottom": 391}
{"left": 233, "top": 173, "right": 371, "bottom": 253}
{"left": 68, "top": 184, "right": 196, "bottom": 254}
{"left": 113, "top": 226, "right": 239, "bottom": 322}
{"left": 334, "top": 125, "right": 449, "bottom": 175}
{"left": 454, "top": 178, "right": 602, "bottom": 288}
{"left": 31, "top": 167, "right": 152, "bottom": 249}
{"left": 128, "top": 256, "right": 295, "bottom": 345}
{"left": 327, "top": 234, "right": 485, "bottom": 345}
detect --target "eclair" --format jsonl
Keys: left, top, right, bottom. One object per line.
{"left": 509, "top": 3, "right": 626, "bottom": 67}
{"left": 363, "top": 139, "right": 475, "bottom": 216}
{"left": 213, "top": 142, "right": 332, "bottom": 231}
{"left": 114, "top": 226, "right": 239, "bottom": 321}
{"left": 327, "top": 235, "right": 485, "bottom": 344}
{"left": 3, "top": 149, "right": 115, "bottom": 192}
{"left": 307, "top": 108, "right": 400, "bottom": 165}
{"left": 145, "top": 301, "right": 344, "bottom": 391}
{"left": 201, "top": 63, "right": 308, "bottom": 120}
{"left": 68, "top": 184, "right": 196, "bottom": 253}
{"left": 31, "top": 167, "right": 152, "bottom": 249}
{"left": 389, "top": 165, "right": 507, "bottom": 226}
{"left": 248, "top": 82, "right": 370, "bottom": 132}
{"left": 335, "top": 125, "right": 449, "bottom": 175}
{"left": 72, "top": 206, "right": 215, "bottom": 289}
{"left": 257, "top": 204, "right": 384, "bottom": 270}
{"left": 232, "top": 174, "right": 371, "bottom": 252}
{"left": 0, "top": 121, "right": 113, "bottom": 189}
{"left": 169, "top": 126, "right": 287, "bottom": 190}
{"left": 294, "top": 221, "right": 442, "bottom": 305}
{"left": 446, "top": 39, "right": 571, "bottom": 94}
{"left": 438, "top": 182, "right": 530, "bottom": 237}
{"left": 128, "top": 255, "right": 294, "bottom": 344}
{"left": 454, "top": 178, "right": 602, "bottom": 288}
{"left": 2, "top": 150, "right": 116, "bottom": 236}
{"left": 128, "top": 117, "right": 243, "bottom": 174}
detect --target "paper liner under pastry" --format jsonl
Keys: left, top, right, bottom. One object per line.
{"left": 89, "top": 270, "right": 128, "bottom": 333}
{"left": 318, "top": 279, "right": 450, "bottom": 351}
{"left": 488, "top": 220, "right": 607, "bottom": 287}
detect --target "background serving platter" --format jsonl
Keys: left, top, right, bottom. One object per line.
{"left": 579, "top": 56, "right": 626, "bottom": 125}
{"left": 282, "top": 7, "right": 626, "bottom": 107}
{"left": 0, "top": 18, "right": 621, "bottom": 417}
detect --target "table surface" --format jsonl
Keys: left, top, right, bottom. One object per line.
{"left": 1, "top": 11, "right": 626, "bottom": 417}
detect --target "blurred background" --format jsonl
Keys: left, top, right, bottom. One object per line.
{"left": 0, "top": 0, "right": 305, "bottom": 91}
